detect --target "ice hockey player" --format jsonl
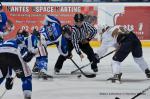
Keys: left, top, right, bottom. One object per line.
{"left": 0, "top": 2, "right": 13, "bottom": 42}
{"left": 0, "top": 33, "right": 35, "bottom": 99}
{"left": 97, "top": 25, "right": 150, "bottom": 83}
{"left": 31, "top": 29, "right": 53, "bottom": 79}
{"left": 31, "top": 29, "right": 41, "bottom": 73}
{"left": 71, "top": 13, "right": 99, "bottom": 72}
{"left": 54, "top": 24, "right": 74, "bottom": 73}
{"left": 32, "top": 15, "right": 68, "bottom": 74}
{"left": 41, "top": 15, "right": 68, "bottom": 55}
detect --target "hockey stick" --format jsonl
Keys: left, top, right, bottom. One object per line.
{"left": 0, "top": 76, "right": 16, "bottom": 99}
{"left": 71, "top": 62, "right": 93, "bottom": 74}
{"left": 70, "top": 58, "right": 96, "bottom": 78}
{"left": 71, "top": 50, "right": 116, "bottom": 74}
{"left": 131, "top": 86, "right": 150, "bottom": 99}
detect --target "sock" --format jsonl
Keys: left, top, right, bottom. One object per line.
{"left": 133, "top": 57, "right": 149, "bottom": 72}
{"left": 111, "top": 60, "right": 121, "bottom": 75}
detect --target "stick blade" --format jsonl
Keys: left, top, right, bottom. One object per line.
{"left": 85, "top": 74, "right": 96, "bottom": 78}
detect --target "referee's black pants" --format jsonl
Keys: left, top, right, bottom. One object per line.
{"left": 54, "top": 41, "right": 98, "bottom": 71}
{"left": 79, "top": 42, "right": 98, "bottom": 70}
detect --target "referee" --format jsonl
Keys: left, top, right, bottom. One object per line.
{"left": 71, "top": 13, "right": 99, "bottom": 72}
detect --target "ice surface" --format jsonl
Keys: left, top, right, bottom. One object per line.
{"left": 0, "top": 48, "right": 150, "bottom": 99}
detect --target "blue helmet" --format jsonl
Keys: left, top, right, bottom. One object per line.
{"left": 0, "top": 3, "right": 2, "bottom": 10}
{"left": 16, "top": 30, "right": 29, "bottom": 43}
{"left": 16, "top": 34, "right": 25, "bottom": 44}
{"left": 43, "top": 15, "right": 61, "bottom": 26}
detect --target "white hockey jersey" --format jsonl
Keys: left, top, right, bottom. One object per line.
{"left": 97, "top": 25, "right": 127, "bottom": 58}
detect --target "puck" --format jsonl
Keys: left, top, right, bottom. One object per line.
{"left": 77, "top": 75, "right": 82, "bottom": 78}
{"left": 115, "top": 97, "right": 120, "bottom": 99}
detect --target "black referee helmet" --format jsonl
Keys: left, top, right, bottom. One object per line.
{"left": 74, "top": 13, "right": 84, "bottom": 22}
{"left": 62, "top": 24, "right": 72, "bottom": 35}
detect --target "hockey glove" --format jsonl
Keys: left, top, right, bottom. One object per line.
{"left": 66, "top": 53, "right": 73, "bottom": 59}
{"left": 22, "top": 51, "right": 35, "bottom": 62}
{"left": 5, "top": 78, "right": 13, "bottom": 90}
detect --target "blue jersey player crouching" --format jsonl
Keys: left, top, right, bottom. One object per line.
{"left": 32, "top": 15, "right": 68, "bottom": 75}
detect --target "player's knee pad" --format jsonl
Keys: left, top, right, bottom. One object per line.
{"left": 21, "top": 76, "right": 32, "bottom": 91}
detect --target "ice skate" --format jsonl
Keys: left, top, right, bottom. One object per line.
{"left": 92, "top": 68, "right": 98, "bottom": 73}
{"left": 24, "top": 96, "right": 31, "bottom": 99}
{"left": 32, "top": 66, "right": 39, "bottom": 73}
{"left": 145, "top": 69, "right": 150, "bottom": 78}
{"left": 54, "top": 68, "right": 60, "bottom": 75}
{"left": 42, "top": 73, "right": 53, "bottom": 80}
{"left": 38, "top": 69, "right": 53, "bottom": 80}
{"left": 107, "top": 73, "right": 122, "bottom": 83}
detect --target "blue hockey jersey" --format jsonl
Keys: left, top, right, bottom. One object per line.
{"left": 39, "top": 15, "right": 68, "bottom": 56}
{"left": 0, "top": 39, "right": 18, "bottom": 48}
{"left": 25, "top": 34, "right": 38, "bottom": 50}
{"left": 40, "top": 23, "right": 62, "bottom": 45}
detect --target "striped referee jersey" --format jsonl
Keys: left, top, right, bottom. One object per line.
{"left": 71, "top": 22, "right": 97, "bottom": 55}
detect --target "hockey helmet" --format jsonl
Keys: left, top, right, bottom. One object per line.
{"left": 74, "top": 13, "right": 84, "bottom": 22}
{"left": 16, "top": 29, "right": 29, "bottom": 37}
{"left": 62, "top": 24, "right": 72, "bottom": 35}
{"left": 16, "top": 29, "right": 29, "bottom": 43}
{"left": 43, "top": 15, "right": 61, "bottom": 26}
{"left": 16, "top": 35, "right": 24, "bottom": 44}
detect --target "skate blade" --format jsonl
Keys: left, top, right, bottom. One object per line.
{"left": 38, "top": 77, "right": 53, "bottom": 81}
{"left": 107, "top": 79, "right": 122, "bottom": 84}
